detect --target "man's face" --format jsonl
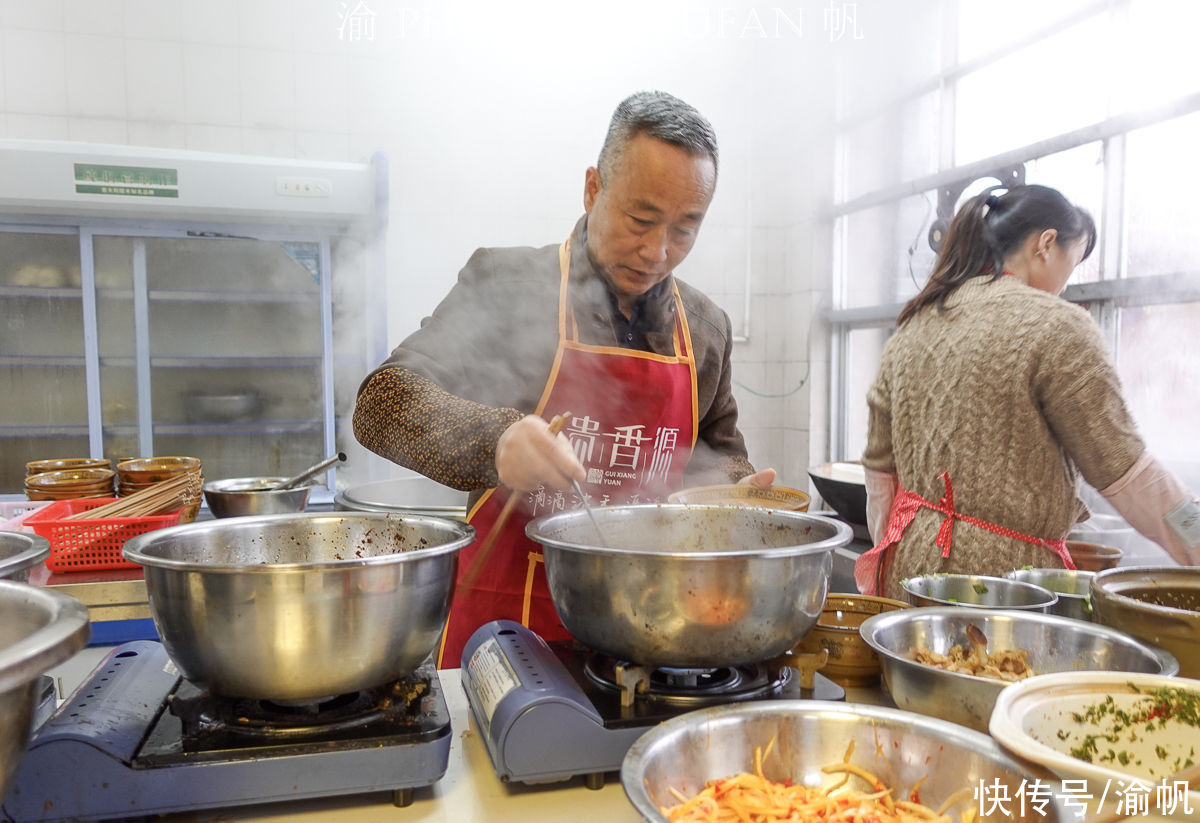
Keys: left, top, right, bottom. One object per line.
{"left": 583, "top": 134, "right": 716, "bottom": 315}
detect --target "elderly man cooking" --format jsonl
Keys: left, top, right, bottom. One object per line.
{"left": 353, "top": 90, "right": 774, "bottom": 667}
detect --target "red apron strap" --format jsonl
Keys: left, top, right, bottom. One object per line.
{"left": 855, "top": 472, "right": 1075, "bottom": 596}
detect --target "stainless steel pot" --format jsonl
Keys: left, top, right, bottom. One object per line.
{"left": 0, "top": 533, "right": 50, "bottom": 583}
{"left": 0, "top": 580, "right": 90, "bottom": 801}
{"left": 526, "top": 504, "right": 850, "bottom": 667}
{"left": 122, "top": 512, "right": 475, "bottom": 700}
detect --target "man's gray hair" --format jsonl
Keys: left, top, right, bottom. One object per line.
{"left": 597, "top": 91, "right": 719, "bottom": 180}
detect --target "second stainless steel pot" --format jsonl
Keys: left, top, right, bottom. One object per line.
{"left": 527, "top": 504, "right": 851, "bottom": 668}
{"left": 123, "top": 512, "right": 475, "bottom": 701}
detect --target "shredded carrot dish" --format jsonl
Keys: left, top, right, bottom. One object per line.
{"left": 661, "top": 738, "right": 978, "bottom": 823}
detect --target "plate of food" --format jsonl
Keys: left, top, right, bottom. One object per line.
{"left": 990, "top": 671, "right": 1200, "bottom": 820}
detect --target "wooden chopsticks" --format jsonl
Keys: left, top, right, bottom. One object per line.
{"left": 64, "top": 472, "right": 197, "bottom": 520}
{"left": 459, "top": 411, "right": 570, "bottom": 592}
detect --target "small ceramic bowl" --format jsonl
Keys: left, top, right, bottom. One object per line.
{"left": 1066, "top": 540, "right": 1123, "bottom": 572}
{"left": 666, "top": 484, "right": 810, "bottom": 511}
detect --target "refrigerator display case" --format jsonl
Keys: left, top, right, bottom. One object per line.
{"left": 0, "top": 139, "right": 387, "bottom": 496}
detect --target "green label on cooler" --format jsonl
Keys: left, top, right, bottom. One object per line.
{"left": 74, "top": 164, "right": 180, "bottom": 198}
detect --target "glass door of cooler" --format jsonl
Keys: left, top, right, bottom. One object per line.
{"left": 92, "top": 232, "right": 331, "bottom": 483}
{"left": 0, "top": 227, "right": 90, "bottom": 492}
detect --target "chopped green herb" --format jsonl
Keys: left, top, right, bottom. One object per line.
{"left": 1065, "top": 686, "right": 1200, "bottom": 775}
{"left": 973, "top": 582, "right": 989, "bottom": 595}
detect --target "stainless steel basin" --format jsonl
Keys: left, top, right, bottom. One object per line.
{"left": 622, "top": 700, "right": 1076, "bottom": 822}
{"left": 859, "top": 606, "right": 1178, "bottom": 732}
{"left": 0, "top": 533, "right": 50, "bottom": 583}
{"left": 0, "top": 580, "right": 90, "bottom": 801}
{"left": 122, "top": 512, "right": 474, "bottom": 700}
{"left": 527, "top": 504, "right": 850, "bottom": 667}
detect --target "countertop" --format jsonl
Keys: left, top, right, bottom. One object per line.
{"left": 39, "top": 647, "right": 894, "bottom": 823}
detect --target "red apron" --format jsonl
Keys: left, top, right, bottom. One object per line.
{"left": 854, "top": 471, "right": 1075, "bottom": 596}
{"left": 437, "top": 238, "right": 699, "bottom": 667}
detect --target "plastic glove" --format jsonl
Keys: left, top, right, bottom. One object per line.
{"left": 1101, "top": 452, "right": 1200, "bottom": 565}
{"left": 864, "top": 468, "right": 898, "bottom": 547}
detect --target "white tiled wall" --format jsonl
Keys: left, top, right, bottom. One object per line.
{"left": 0, "top": 0, "right": 923, "bottom": 488}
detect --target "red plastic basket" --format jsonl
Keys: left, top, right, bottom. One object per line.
{"left": 24, "top": 498, "right": 184, "bottom": 572}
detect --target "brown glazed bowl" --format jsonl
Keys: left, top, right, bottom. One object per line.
{"left": 23, "top": 469, "right": 115, "bottom": 500}
{"left": 116, "top": 456, "right": 202, "bottom": 484}
{"left": 1090, "top": 565, "right": 1200, "bottom": 678}
{"left": 25, "top": 458, "right": 110, "bottom": 477}
{"left": 797, "top": 593, "right": 911, "bottom": 686}
{"left": 1065, "top": 540, "right": 1123, "bottom": 572}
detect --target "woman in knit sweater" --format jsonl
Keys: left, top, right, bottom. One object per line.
{"left": 855, "top": 184, "right": 1199, "bottom": 599}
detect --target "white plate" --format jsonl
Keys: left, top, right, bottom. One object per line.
{"left": 990, "top": 671, "right": 1200, "bottom": 821}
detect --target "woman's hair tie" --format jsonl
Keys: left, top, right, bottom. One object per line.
{"left": 985, "top": 194, "right": 1001, "bottom": 209}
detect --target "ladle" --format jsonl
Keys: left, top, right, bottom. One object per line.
{"left": 272, "top": 452, "right": 347, "bottom": 491}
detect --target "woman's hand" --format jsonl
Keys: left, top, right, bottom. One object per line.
{"left": 495, "top": 414, "right": 586, "bottom": 492}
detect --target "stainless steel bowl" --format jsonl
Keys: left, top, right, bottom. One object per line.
{"left": 1004, "top": 568, "right": 1095, "bottom": 621}
{"left": 902, "top": 573, "right": 1058, "bottom": 611}
{"left": 0, "top": 533, "right": 50, "bottom": 583}
{"left": 0, "top": 580, "right": 90, "bottom": 801}
{"left": 122, "top": 512, "right": 475, "bottom": 700}
{"left": 526, "top": 505, "right": 851, "bottom": 667}
{"left": 622, "top": 700, "right": 1074, "bottom": 822}
{"left": 859, "top": 606, "right": 1178, "bottom": 732}
{"left": 202, "top": 476, "right": 311, "bottom": 518}
{"left": 1091, "top": 565, "right": 1200, "bottom": 678}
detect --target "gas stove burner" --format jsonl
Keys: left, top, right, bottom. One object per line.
{"left": 460, "top": 620, "right": 847, "bottom": 790}
{"left": 169, "top": 677, "right": 433, "bottom": 748}
{"left": 2, "top": 641, "right": 454, "bottom": 821}
{"left": 583, "top": 654, "right": 789, "bottom": 707}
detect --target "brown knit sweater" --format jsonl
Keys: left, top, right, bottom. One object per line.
{"left": 862, "top": 276, "right": 1145, "bottom": 598}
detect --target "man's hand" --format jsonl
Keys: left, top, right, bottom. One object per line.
{"left": 495, "top": 414, "right": 586, "bottom": 492}
{"left": 737, "top": 468, "right": 777, "bottom": 488}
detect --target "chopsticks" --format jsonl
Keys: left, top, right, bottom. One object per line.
{"left": 459, "top": 411, "right": 570, "bottom": 592}
{"left": 64, "top": 473, "right": 197, "bottom": 520}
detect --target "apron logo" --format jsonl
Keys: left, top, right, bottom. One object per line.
{"left": 565, "top": 414, "right": 682, "bottom": 489}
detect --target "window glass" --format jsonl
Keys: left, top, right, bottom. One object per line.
{"left": 1116, "top": 303, "right": 1200, "bottom": 490}
{"left": 955, "top": 15, "right": 1108, "bottom": 165}
{"left": 957, "top": 0, "right": 1100, "bottom": 63}
{"left": 839, "top": 92, "right": 941, "bottom": 202}
{"left": 839, "top": 194, "right": 938, "bottom": 310}
{"left": 0, "top": 230, "right": 87, "bottom": 493}
{"left": 1124, "top": 111, "right": 1200, "bottom": 278}
{"left": 1024, "top": 143, "right": 1105, "bottom": 284}
{"left": 844, "top": 326, "right": 890, "bottom": 461}
{"left": 1118, "top": 1, "right": 1200, "bottom": 111}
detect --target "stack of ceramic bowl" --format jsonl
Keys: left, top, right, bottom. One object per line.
{"left": 115, "top": 457, "right": 204, "bottom": 522}
{"left": 24, "top": 462, "right": 114, "bottom": 501}
{"left": 26, "top": 458, "right": 111, "bottom": 478}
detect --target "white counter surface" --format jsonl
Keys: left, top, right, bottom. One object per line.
{"left": 40, "top": 647, "right": 891, "bottom": 823}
